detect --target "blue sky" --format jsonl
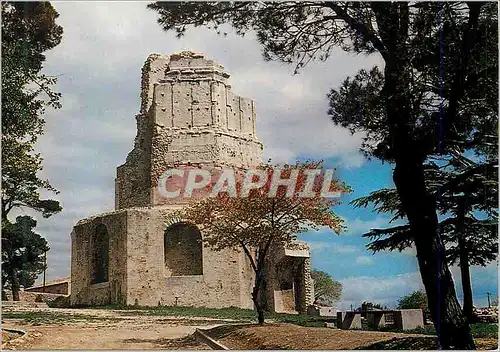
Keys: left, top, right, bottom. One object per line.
{"left": 12, "top": 2, "right": 496, "bottom": 310}
{"left": 299, "top": 157, "right": 498, "bottom": 309}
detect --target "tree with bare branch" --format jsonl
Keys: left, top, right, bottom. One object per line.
{"left": 178, "top": 161, "right": 348, "bottom": 324}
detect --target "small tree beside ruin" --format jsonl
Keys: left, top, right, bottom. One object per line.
{"left": 179, "top": 161, "right": 349, "bottom": 324}
{"left": 311, "top": 269, "right": 343, "bottom": 306}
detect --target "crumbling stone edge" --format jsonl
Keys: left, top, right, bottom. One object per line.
{"left": 194, "top": 328, "right": 230, "bottom": 350}
{"left": 2, "top": 328, "right": 28, "bottom": 349}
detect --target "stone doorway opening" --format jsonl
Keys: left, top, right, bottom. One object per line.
{"left": 164, "top": 222, "right": 203, "bottom": 276}
{"left": 274, "top": 257, "right": 306, "bottom": 313}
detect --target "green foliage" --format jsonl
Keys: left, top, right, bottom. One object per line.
{"left": 352, "top": 155, "right": 497, "bottom": 320}
{"left": 311, "top": 269, "right": 342, "bottom": 305}
{"left": 2, "top": 216, "right": 50, "bottom": 294}
{"left": 398, "top": 290, "right": 429, "bottom": 314}
{"left": 470, "top": 323, "right": 499, "bottom": 339}
{"left": 150, "top": 2, "right": 498, "bottom": 160}
{"left": 178, "top": 161, "right": 347, "bottom": 323}
{"left": 2, "top": 2, "right": 63, "bottom": 139}
{"left": 1, "top": 1, "right": 63, "bottom": 302}
{"left": 92, "top": 304, "right": 330, "bottom": 327}
{"left": 2, "top": 138, "right": 62, "bottom": 219}
{"left": 148, "top": 2, "right": 378, "bottom": 73}
{"left": 94, "top": 304, "right": 258, "bottom": 320}
{"left": 1, "top": 2, "right": 63, "bottom": 220}
{"left": 2, "top": 311, "right": 106, "bottom": 324}
{"left": 354, "top": 157, "right": 498, "bottom": 268}
{"left": 358, "top": 301, "right": 386, "bottom": 311}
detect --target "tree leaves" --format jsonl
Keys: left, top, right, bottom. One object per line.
{"left": 311, "top": 269, "right": 342, "bottom": 305}
{"left": 398, "top": 290, "right": 429, "bottom": 314}
{"left": 2, "top": 216, "right": 49, "bottom": 291}
{"left": 354, "top": 153, "right": 498, "bottom": 268}
{"left": 1, "top": 2, "right": 63, "bottom": 220}
{"left": 180, "top": 161, "right": 347, "bottom": 261}
{"left": 1, "top": 1, "right": 63, "bottom": 299}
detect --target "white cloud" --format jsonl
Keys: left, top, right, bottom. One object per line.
{"left": 355, "top": 255, "right": 374, "bottom": 265}
{"left": 338, "top": 272, "right": 424, "bottom": 309}
{"left": 334, "top": 244, "right": 359, "bottom": 254}
{"left": 343, "top": 216, "right": 393, "bottom": 236}
{"left": 309, "top": 242, "right": 359, "bottom": 254}
{"left": 335, "top": 263, "right": 499, "bottom": 310}
{"left": 400, "top": 246, "right": 417, "bottom": 256}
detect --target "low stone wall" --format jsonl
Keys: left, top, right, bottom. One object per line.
{"left": 25, "top": 282, "right": 69, "bottom": 295}
{"left": 3, "top": 290, "right": 67, "bottom": 303}
{"left": 307, "top": 305, "right": 337, "bottom": 317}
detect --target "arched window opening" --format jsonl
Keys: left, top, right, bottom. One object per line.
{"left": 91, "top": 224, "right": 109, "bottom": 284}
{"left": 164, "top": 222, "right": 203, "bottom": 276}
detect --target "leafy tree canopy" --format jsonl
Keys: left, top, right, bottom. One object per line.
{"left": 1, "top": 1, "right": 63, "bottom": 220}
{"left": 311, "top": 269, "right": 342, "bottom": 306}
{"left": 398, "top": 290, "right": 429, "bottom": 314}
{"left": 2, "top": 216, "right": 49, "bottom": 299}
{"left": 178, "top": 161, "right": 349, "bottom": 323}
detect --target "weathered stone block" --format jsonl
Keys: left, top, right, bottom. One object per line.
{"left": 366, "top": 311, "right": 387, "bottom": 328}
{"left": 337, "top": 311, "right": 362, "bottom": 329}
{"left": 393, "top": 309, "right": 424, "bottom": 330}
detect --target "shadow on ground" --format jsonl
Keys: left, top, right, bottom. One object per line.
{"left": 122, "top": 335, "right": 209, "bottom": 350}
{"left": 203, "top": 323, "right": 255, "bottom": 340}
{"left": 358, "top": 336, "right": 437, "bottom": 350}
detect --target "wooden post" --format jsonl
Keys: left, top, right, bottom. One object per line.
{"left": 42, "top": 251, "right": 47, "bottom": 293}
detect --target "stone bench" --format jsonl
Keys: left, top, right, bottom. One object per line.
{"left": 337, "top": 309, "right": 424, "bottom": 330}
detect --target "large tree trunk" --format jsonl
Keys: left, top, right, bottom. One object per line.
{"left": 252, "top": 269, "right": 267, "bottom": 325}
{"left": 252, "top": 284, "right": 266, "bottom": 325}
{"left": 9, "top": 269, "right": 20, "bottom": 301}
{"left": 457, "top": 198, "right": 474, "bottom": 322}
{"left": 379, "top": 13, "right": 475, "bottom": 344}
{"left": 459, "top": 237, "right": 474, "bottom": 322}
{"left": 371, "top": 1, "right": 482, "bottom": 348}
{"left": 393, "top": 161, "right": 475, "bottom": 349}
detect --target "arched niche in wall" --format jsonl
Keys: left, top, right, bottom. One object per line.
{"left": 164, "top": 222, "right": 203, "bottom": 276}
{"left": 91, "top": 223, "right": 109, "bottom": 284}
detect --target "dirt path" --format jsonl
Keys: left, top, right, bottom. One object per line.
{"left": 4, "top": 320, "right": 210, "bottom": 350}
{"left": 2, "top": 307, "right": 230, "bottom": 350}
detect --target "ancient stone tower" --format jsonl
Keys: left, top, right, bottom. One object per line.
{"left": 115, "top": 51, "right": 263, "bottom": 209}
{"left": 70, "top": 52, "right": 313, "bottom": 312}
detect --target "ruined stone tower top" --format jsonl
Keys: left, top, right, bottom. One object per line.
{"left": 114, "top": 52, "right": 263, "bottom": 209}
{"left": 140, "top": 51, "right": 231, "bottom": 114}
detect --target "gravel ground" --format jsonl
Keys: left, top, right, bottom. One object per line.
{"left": 2, "top": 307, "right": 220, "bottom": 350}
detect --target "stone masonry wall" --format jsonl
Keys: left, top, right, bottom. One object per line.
{"left": 3, "top": 290, "right": 66, "bottom": 303}
{"left": 25, "top": 282, "right": 69, "bottom": 295}
{"left": 164, "top": 223, "right": 203, "bottom": 276}
{"left": 124, "top": 207, "right": 254, "bottom": 308}
{"left": 303, "top": 257, "right": 314, "bottom": 306}
{"left": 115, "top": 51, "right": 262, "bottom": 210}
{"left": 115, "top": 53, "right": 169, "bottom": 210}
{"left": 70, "top": 210, "right": 128, "bottom": 306}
